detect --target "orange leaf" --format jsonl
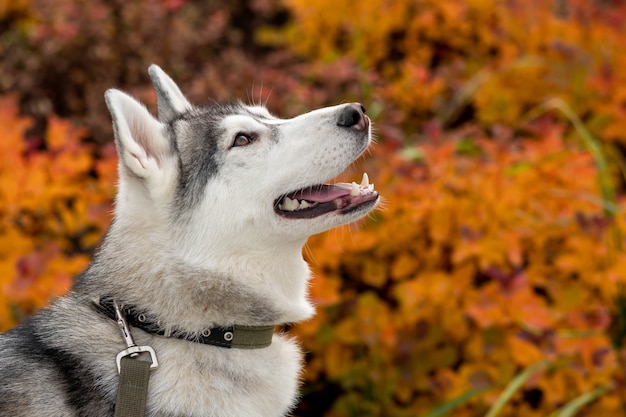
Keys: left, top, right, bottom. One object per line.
{"left": 508, "top": 335, "right": 544, "bottom": 366}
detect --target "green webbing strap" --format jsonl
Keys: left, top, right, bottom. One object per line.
{"left": 232, "top": 325, "right": 275, "bottom": 349}
{"left": 114, "top": 356, "right": 152, "bottom": 417}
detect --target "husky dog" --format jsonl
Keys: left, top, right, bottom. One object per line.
{"left": 0, "top": 65, "right": 378, "bottom": 416}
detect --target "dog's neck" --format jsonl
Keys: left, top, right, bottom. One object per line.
{"left": 76, "top": 223, "right": 315, "bottom": 333}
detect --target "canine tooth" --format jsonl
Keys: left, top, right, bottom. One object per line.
{"left": 360, "top": 172, "right": 369, "bottom": 187}
{"left": 351, "top": 182, "right": 360, "bottom": 196}
{"left": 299, "top": 200, "right": 311, "bottom": 209}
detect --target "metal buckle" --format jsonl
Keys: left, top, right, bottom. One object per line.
{"left": 113, "top": 300, "right": 159, "bottom": 373}
{"left": 116, "top": 345, "right": 159, "bottom": 373}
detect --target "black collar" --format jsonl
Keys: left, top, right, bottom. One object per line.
{"left": 95, "top": 297, "right": 274, "bottom": 349}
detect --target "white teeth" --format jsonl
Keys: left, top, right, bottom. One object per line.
{"left": 279, "top": 196, "right": 315, "bottom": 211}
{"left": 351, "top": 182, "right": 361, "bottom": 196}
{"left": 353, "top": 172, "right": 376, "bottom": 196}
{"left": 281, "top": 197, "right": 300, "bottom": 211}
{"left": 361, "top": 172, "right": 369, "bottom": 187}
{"left": 280, "top": 173, "right": 376, "bottom": 212}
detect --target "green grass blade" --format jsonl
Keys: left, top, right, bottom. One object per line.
{"left": 421, "top": 386, "right": 492, "bottom": 417}
{"left": 520, "top": 97, "right": 623, "bottom": 252}
{"left": 547, "top": 383, "right": 614, "bottom": 417}
{"left": 606, "top": 143, "right": 626, "bottom": 186}
{"left": 520, "top": 98, "right": 617, "bottom": 218}
{"left": 484, "top": 360, "right": 549, "bottom": 417}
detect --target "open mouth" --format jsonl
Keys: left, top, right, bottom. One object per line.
{"left": 274, "top": 173, "right": 379, "bottom": 219}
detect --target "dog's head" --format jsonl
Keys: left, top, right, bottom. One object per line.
{"left": 104, "top": 65, "right": 379, "bottom": 263}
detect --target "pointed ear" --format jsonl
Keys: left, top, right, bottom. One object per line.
{"left": 148, "top": 64, "right": 192, "bottom": 121}
{"left": 105, "top": 89, "right": 172, "bottom": 179}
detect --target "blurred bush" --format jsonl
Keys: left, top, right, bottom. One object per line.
{"left": 1, "top": 0, "right": 282, "bottom": 140}
{"left": 0, "top": 0, "right": 376, "bottom": 142}
{"left": 301, "top": 126, "right": 626, "bottom": 416}
{"left": 3, "top": 0, "right": 626, "bottom": 416}
{"left": 264, "top": 0, "right": 626, "bottom": 145}
{"left": 0, "top": 95, "right": 115, "bottom": 328}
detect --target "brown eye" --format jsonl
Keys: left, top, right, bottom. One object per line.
{"left": 233, "top": 133, "right": 254, "bottom": 147}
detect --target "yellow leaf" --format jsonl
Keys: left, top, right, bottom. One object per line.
{"left": 323, "top": 343, "right": 353, "bottom": 379}
{"left": 390, "top": 252, "right": 419, "bottom": 280}
{"left": 363, "top": 259, "right": 387, "bottom": 288}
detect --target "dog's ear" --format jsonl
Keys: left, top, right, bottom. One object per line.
{"left": 105, "top": 89, "right": 173, "bottom": 180}
{"left": 148, "top": 64, "right": 192, "bottom": 121}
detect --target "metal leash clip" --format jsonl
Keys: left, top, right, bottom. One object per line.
{"left": 113, "top": 300, "right": 159, "bottom": 373}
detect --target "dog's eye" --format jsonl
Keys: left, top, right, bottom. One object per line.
{"left": 232, "top": 133, "right": 254, "bottom": 147}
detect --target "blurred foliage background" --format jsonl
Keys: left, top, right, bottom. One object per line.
{"left": 3, "top": 0, "right": 626, "bottom": 415}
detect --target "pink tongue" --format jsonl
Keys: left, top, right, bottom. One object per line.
{"left": 289, "top": 183, "right": 352, "bottom": 203}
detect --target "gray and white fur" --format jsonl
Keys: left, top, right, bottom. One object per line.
{"left": 0, "top": 65, "right": 379, "bottom": 416}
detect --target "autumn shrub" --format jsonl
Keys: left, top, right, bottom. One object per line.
{"left": 1, "top": 0, "right": 285, "bottom": 140}
{"left": 0, "top": 95, "right": 115, "bottom": 329}
{"left": 298, "top": 119, "right": 626, "bottom": 416}
{"left": 263, "top": 0, "right": 626, "bottom": 144}
{"left": 0, "top": 0, "right": 380, "bottom": 144}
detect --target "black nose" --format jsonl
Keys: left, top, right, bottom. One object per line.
{"left": 337, "top": 103, "right": 368, "bottom": 130}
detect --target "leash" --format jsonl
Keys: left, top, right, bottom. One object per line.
{"left": 100, "top": 298, "right": 275, "bottom": 417}
{"left": 112, "top": 300, "right": 158, "bottom": 417}
{"left": 115, "top": 357, "right": 152, "bottom": 417}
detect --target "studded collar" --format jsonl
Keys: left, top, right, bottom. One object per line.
{"left": 95, "top": 297, "right": 275, "bottom": 349}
